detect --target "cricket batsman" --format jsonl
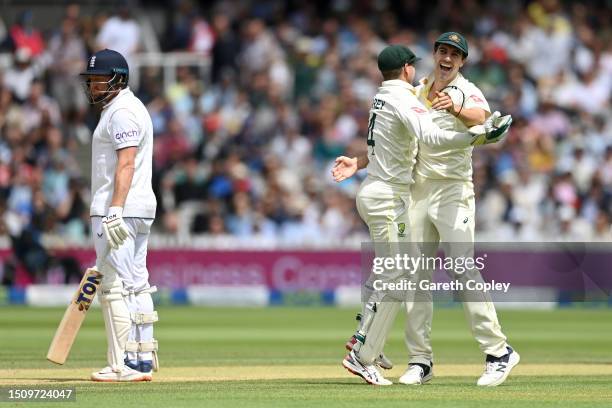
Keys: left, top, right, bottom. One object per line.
{"left": 333, "top": 44, "right": 512, "bottom": 385}
{"left": 80, "top": 49, "right": 159, "bottom": 382}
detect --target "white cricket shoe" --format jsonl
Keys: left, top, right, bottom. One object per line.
{"left": 91, "top": 365, "right": 151, "bottom": 382}
{"left": 345, "top": 335, "right": 393, "bottom": 370}
{"left": 399, "top": 363, "right": 434, "bottom": 385}
{"left": 375, "top": 353, "right": 394, "bottom": 370}
{"left": 342, "top": 350, "right": 393, "bottom": 386}
{"left": 477, "top": 347, "right": 520, "bottom": 387}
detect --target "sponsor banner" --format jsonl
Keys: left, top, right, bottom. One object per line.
{"left": 0, "top": 244, "right": 611, "bottom": 298}
{"left": 360, "top": 242, "right": 612, "bottom": 302}
{"left": 269, "top": 290, "right": 335, "bottom": 306}
{"left": 0, "top": 249, "right": 362, "bottom": 291}
{"left": 16, "top": 284, "right": 562, "bottom": 309}
{"left": 145, "top": 251, "right": 361, "bottom": 291}
{"left": 26, "top": 285, "right": 77, "bottom": 307}
{"left": 186, "top": 285, "right": 269, "bottom": 307}
{"left": 9, "top": 287, "right": 25, "bottom": 304}
{"left": 335, "top": 286, "right": 360, "bottom": 308}
{"left": 332, "top": 286, "right": 558, "bottom": 310}
{"left": 25, "top": 285, "right": 101, "bottom": 308}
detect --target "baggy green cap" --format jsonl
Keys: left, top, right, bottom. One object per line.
{"left": 435, "top": 32, "right": 468, "bottom": 56}
{"left": 377, "top": 45, "right": 421, "bottom": 71}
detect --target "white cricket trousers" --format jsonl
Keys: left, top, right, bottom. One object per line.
{"left": 404, "top": 175, "right": 508, "bottom": 366}
{"left": 353, "top": 176, "right": 414, "bottom": 364}
{"left": 91, "top": 216, "right": 157, "bottom": 366}
{"left": 91, "top": 217, "right": 153, "bottom": 291}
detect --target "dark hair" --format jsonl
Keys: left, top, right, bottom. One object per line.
{"left": 382, "top": 67, "right": 403, "bottom": 81}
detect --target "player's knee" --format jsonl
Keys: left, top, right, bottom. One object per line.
{"left": 99, "top": 271, "right": 125, "bottom": 303}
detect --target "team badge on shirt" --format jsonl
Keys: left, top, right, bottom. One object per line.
{"left": 397, "top": 222, "right": 406, "bottom": 237}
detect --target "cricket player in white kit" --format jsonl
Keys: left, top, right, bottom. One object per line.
{"left": 399, "top": 32, "right": 519, "bottom": 387}
{"left": 333, "top": 45, "right": 512, "bottom": 385}
{"left": 80, "top": 49, "right": 159, "bottom": 382}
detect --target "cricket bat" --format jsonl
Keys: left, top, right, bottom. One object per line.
{"left": 46, "top": 268, "right": 102, "bottom": 365}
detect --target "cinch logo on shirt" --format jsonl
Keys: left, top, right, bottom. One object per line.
{"left": 115, "top": 129, "right": 139, "bottom": 141}
{"left": 411, "top": 106, "right": 427, "bottom": 114}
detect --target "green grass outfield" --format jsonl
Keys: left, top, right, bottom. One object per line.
{"left": 0, "top": 306, "right": 611, "bottom": 407}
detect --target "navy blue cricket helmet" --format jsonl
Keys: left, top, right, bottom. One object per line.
{"left": 80, "top": 49, "right": 129, "bottom": 104}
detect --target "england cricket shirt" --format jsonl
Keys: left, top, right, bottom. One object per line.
{"left": 90, "top": 87, "right": 157, "bottom": 218}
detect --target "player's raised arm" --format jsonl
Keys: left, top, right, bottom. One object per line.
{"left": 396, "top": 102, "right": 469, "bottom": 148}
{"left": 398, "top": 103, "right": 511, "bottom": 148}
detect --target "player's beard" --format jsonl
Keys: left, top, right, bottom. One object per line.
{"left": 81, "top": 73, "right": 123, "bottom": 105}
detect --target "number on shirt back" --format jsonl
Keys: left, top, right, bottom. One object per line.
{"left": 367, "top": 113, "right": 376, "bottom": 154}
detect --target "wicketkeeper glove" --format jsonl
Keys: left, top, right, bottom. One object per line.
{"left": 469, "top": 111, "right": 513, "bottom": 146}
{"left": 102, "top": 206, "right": 129, "bottom": 250}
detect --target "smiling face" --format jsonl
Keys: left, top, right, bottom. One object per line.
{"left": 433, "top": 43, "right": 465, "bottom": 82}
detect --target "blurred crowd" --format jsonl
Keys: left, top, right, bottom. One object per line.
{"left": 0, "top": 0, "right": 610, "bottom": 248}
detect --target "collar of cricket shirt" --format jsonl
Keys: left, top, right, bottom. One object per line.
{"left": 418, "top": 72, "right": 464, "bottom": 106}
{"left": 381, "top": 79, "right": 415, "bottom": 92}
{"left": 102, "top": 86, "right": 131, "bottom": 110}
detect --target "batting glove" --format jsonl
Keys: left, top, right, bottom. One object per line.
{"left": 102, "top": 206, "right": 129, "bottom": 250}
{"left": 469, "top": 111, "right": 513, "bottom": 146}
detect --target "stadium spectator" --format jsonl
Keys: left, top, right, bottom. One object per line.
{"left": 95, "top": 4, "right": 140, "bottom": 60}
{"left": 0, "top": 0, "right": 609, "bottom": 246}
{"left": 21, "top": 79, "right": 62, "bottom": 133}
{"left": 210, "top": 14, "right": 240, "bottom": 83}
{"left": 7, "top": 11, "right": 45, "bottom": 57}
{"left": 47, "top": 16, "right": 88, "bottom": 114}
{"left": 3, "top": 48, "right": 43, "bottom": 102}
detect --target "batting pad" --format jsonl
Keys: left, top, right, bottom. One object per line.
{"left": 126, "top": 339, "right": 159, "bottom": 371}
{"left": 354, "top": 301, "right": 401, "bottom": 365}
{"left": 130, "top": 311, "right": 158, "bottom": 325}
{"left": 99, "top": 279, "right": 131, "bottom": 372}
{"left": 131, "top": 289, "right": 159, "bottom": 371}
